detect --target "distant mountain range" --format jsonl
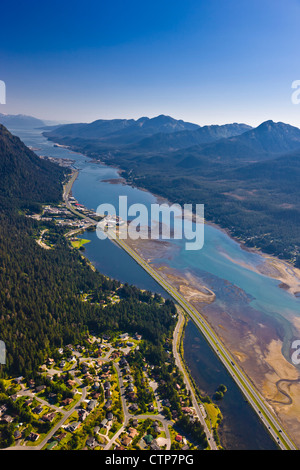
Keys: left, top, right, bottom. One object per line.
{"left": 0, "top": 113, "right": 46, "bottom": 129}
{"left": 130, "top": 123, "right": 253, "bottom": 153}
{"left": 185, "top": 120, "right": 300, "bottom": 162}
{"left": 45, "top": 114, "right": 202, "bottom": 146}
{"left": 45, "top": 114, "right": 300, "bottom": 161}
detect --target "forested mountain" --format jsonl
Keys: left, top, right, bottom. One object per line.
{"left": 44, "top": 117, "right": 300, "bottom": 265}
{"left": 0, "top": 125, "right": 176, "bottom": 376}
{"left": 44, "top": 114, "right": 200, "bottom": 146}
{"left": 0, "top": 124, "right": 64, "bottom": 209}
{"left": 129, "top": 123, "right": 252, "bottom": 153}
{"left": 185, "top": 120, "right": 300, "bottom": 162}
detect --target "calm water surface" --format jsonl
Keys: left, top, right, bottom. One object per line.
{"left": 12, "top": 127, "right": 297, "bottom": 449}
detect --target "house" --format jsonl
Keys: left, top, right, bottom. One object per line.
{"left": 48, "top": 392, "right": 57, "bottom": 403}
{"left": 175, "top": 434, "right": 183, "bottom": 443}
{"left": 127, "top": 392, "right": 137, "bottom": 402}
{"left": 28, "top": 432, "right": 39, "bottom": 442}
{"left": 47, "top": 440, "right": 58, "bottom": 450}
{"left": 14, "top": 376, "right": 23, "bottom": 384}
{"left": 121, "top": 436, "right": 132, "bottom": 447}
{"left": 33, "top": 405, "right": 43, "bottom": 414}
{"left": 148, "top": 404, "right": 154, "bottom": 412}
{"left": 83, "top": 374, "right": 93, "bottom": 384}
{"left": 86, "top": 436, "right": 97, "bottom": 448}
{"left": 152, "top": 424, "right": 160, "bottom": 434}
{"left": 14, "top": 430, "right": 22, "bottom": 440}
{"left": 61, "top": 398, "right": 73, "bottom": 406}
{"left": 103, "top": 400, "right": 112, "bottom": 410}
{"left": 93, "top": 381, "right": 100, "bottom": 390}
{"left": 150, "top": 440, "right": 161, "bottom": 451}
{"left": 103, "top": 381, "right": 111, "bottom": 390}
{"left": 78, "top": 409, "right": 88, "bottom": 421}
{"left": 129, "top": 404, "right": 138, "bottom": 412}
{"left": 87, "top": 399, "right": 97, "bottom": 412}
{"left": 2, "top": 415, "right": 14, "bottom": 423}
{"left": 182, "top": 407, "right": 193, "bottom": 414}
{"left": 28, "top": 379, "right": 35, "bottom": 388}
{"left": 67, "top": 421, "right": 80, "bottom": 432}
{"left": 93, "top": 426, "right": 100, "bottom": 435}
{"left": 35, "top": 385, "right": 46, "bottom": 393}
{"left": 119, "top": 333, "right": 129, "bottom": 340}
{"left": 119, "top": 356, "right": 128, "bottom": 367}
{"left": 110, "top": 351, "right": 120, "bottom": 359}
{"left": 66, "top": 379, "right": 76, "bottom": 388}
{"left": 106, "top": 411, "right": 113, "bottom": 421}
{"left": 42, "top": 412, "right": 56, "bottom": 422}
{"left": 100, "top": 418, "right": 108, "bottom": 428}
{"left": 128, "top": 427, "right": 138, "bottom": 439}
{"left": 56, "top": 432, "right": 67, "bottom": 442}
{"left": 162, "top": 399, "right": 171, "bottom": 408}
{"left": 0, "top": 404, "right": 8, "bottom": 415}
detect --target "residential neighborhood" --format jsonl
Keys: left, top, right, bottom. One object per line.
{"left": 0, "top": 328, "right": 218, "bottom": 450}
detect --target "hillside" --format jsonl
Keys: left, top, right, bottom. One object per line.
{"left": 0, "top": 124, "right": 64, "bottom": 209}
{"left": 130, "top": 123, "right": 252, "bottom": 153}
{"left": 186, "top": 120, "right": 300, "bottom": 163}
{"left": 0, "top": 125, "right": 176, "bottom": 376}
{"left": 44, "top": 114, "right": 200, "bottom": 147}
{"left": 0, "top": 113, "right": 45, "bottom": 129}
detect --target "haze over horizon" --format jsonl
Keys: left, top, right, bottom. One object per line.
{"left": 1, "top": 0, "right": 300, "bottom": 127}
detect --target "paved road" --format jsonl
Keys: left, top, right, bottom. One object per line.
{"left": 172, "top": 308, "right": 218, "bottom": 450}
{"left": 110, "top": 362, "right": 172, "bottom": 450}
{"left": 4, "top": 385, "right": 87, "bottom": 451}
{"left": 110, "top": 234, "right": 297, "bottom": 451}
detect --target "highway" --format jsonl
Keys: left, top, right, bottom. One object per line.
{"left": 62, "top": 170, "right": 297, "bottom": 450}
{"left": 172, "top": 308, "right": 218, "bottom": 449}
{"left": 109, "top": 232, "right": 297, "bottom": 451}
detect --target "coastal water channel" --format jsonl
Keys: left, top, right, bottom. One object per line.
{"left": 12, "top": 127, "right": 300, "bottom": 449}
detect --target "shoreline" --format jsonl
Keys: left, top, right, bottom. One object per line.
{"left": 49, "top": 137, "right": 299, "bottom": 285}
{"left": 54, "top": 140, "right": 300, "bottom": 448}
{"left": 61, "top": 168, "right": 221, "bottom": 448}
{"left": 86, "top": 153, "right": 300, "bottom": 296}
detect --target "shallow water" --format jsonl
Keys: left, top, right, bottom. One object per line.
{"left": 12, "top": 126, "right": 298, "bottom": 449}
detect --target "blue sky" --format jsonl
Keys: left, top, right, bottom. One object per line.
{"left": 1, "top": 0, "right": 300, "bottom": 126}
